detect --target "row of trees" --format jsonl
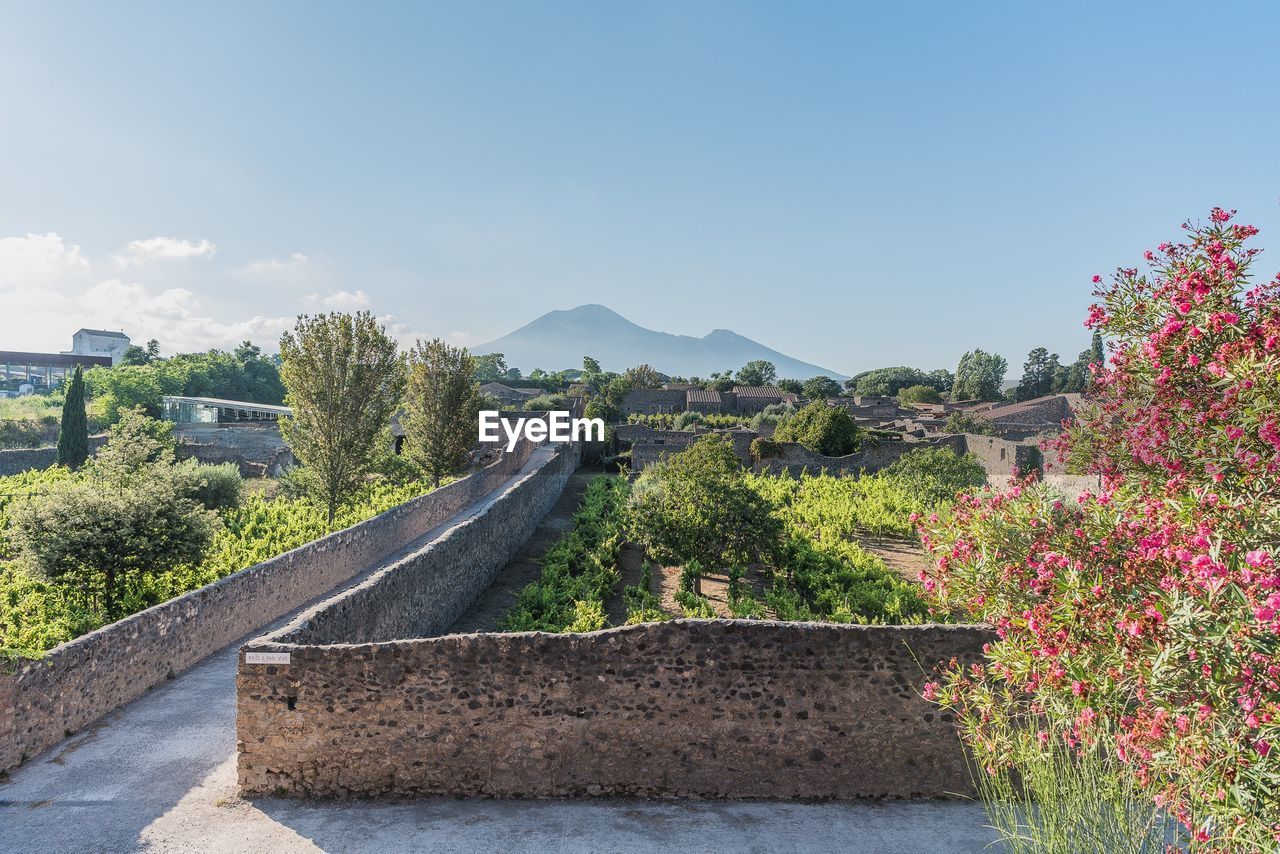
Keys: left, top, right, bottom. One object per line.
{"left": 279, "top": 312, "right": 481, "bottom": 524}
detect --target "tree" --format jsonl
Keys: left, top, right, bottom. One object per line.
{"left": 401, "top": 339, "right": 482, "bottom": 487}
{"left": 56, "top": 365, "right": 90, "bottom": 470}
{"left": 881, "top": 447, "right": 987, "bottom": 505}
{"left": 1014, "top": 347, "right": 1061, "bottom": 401}
{"left": 777, "top": 378, "right": 804, "bottom": 394}
{"left": 942, "top": 410, "right": 997, "bottom": 435}
{"left": 951, "top": 349, "right": 1007, "bottom": 401}
{"left": 773, "top": 401, "right": 861, "bottom": 456}
{"left": 622, "top": 363, "right": 663, "bottom": 390}
{"left": 801, "top": 375, "right": 843, "bottom": 399}
{"left": 473, "top": 353, "right": 507, "bottom": 383}
{"left": 845, "top": 366, "right": 952, "bottom": 396}
{"left": 278, "top": 312, "right": 405, "bottom": 525}
{"left": 627, "top": 435, "right": 781, "bottom": 578}
{"left": 735, "top": 360, "right": 777, "bottom": 387}
{"left": 898, "top": 384, "right": 942, "bottom": 405}
{"left": 14, "top": 410, "right": 219, "bottom": 619}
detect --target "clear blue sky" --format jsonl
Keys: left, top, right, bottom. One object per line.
{"left": 2, "top": 1, "right": 1279, "bottom": 378}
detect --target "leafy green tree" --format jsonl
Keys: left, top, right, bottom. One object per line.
{"left": 622, "top": 363, "right": 663, "bottom": 389}
{"left": 943, "top": 411, "right": 998, "bottom": 436}
{"left": 801, "top": 375, "right": 843, "bottom": 399}
{"left": 735, "top": 360, "right": 777, "bottom": 387}
{"left": 278, "top": 312, "right": 405, "bottom": 524}
{"left": 473, "top": 353, "right": 508, "bottom": 383}
{"left": 898, "top": 384, "right": 943, "bottom": 405}
{"left": 56, "top": 366, "right": 89, "bottom": 470}
{"left": 777, "top": 378, "right": 804, "bottom": 394}
{"left": 845, "top": 366, "right": 952, "bottom": 396}
{"left": 881, "top": 447, "right": 988, "bottom": 505}
{"left": 627, "top": 435, "right": 781, "bottom": 574}
{"left": 13, "top": 410, "right": 220, "bottom": 619}
{"left": 403, "top": 339, "right": 482, "bottom": 487}
{"left": 951, "top": 349, "right": 1008, "bottom": 401}
{"left": 773, "top": 401, "right": 861, "bottom": 456}
{"left": 1014, "top": 347, "right": 1061, "bottom": 401}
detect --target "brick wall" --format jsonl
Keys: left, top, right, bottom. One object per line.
{"left": 237, "top": 620, "right": 991, "bottom": 799}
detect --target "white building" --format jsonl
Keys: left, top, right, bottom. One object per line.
{"left": 66, "top": 328, "right": 131, "bottom": 365}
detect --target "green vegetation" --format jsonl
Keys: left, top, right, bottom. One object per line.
{"left": 279, "top": 312, "right": 406, "bottom": 524}
{"left": 85, "top": 341, "right": 285, "bottom": 423}
{"left": 0, "top": 412, "right": 440, "bottom": 661}
{"left": 56, "top": 366, "right": 89, "bottom": 469}
{"left": 943, "top": 410, "right": 998, "bottom": 435}
{"left": 951, "top": 349, "right": 1008, "bottom": 401}
{"left": 402, "top": 338, "right": 481, "bottom": 486}
{"left": 625, "top": 412, "right": 753, "bottom": 431}
{"left": 0, "top": 396, "right": 66, "bottom": 449}
{"left": 735, "top": 359, "right": 777, "bottom": 387}
{"left": 500, "top": 440, "right": 984, "bottom": 632}
{"left": 498, "top": 475, "right": 629, "bottom": 632}
{"left": 846, "top": 366, "right": 953, "bottom": 397}
{"left": 771, "top": 401, "right": 860, "bottom": 456}
{"left": 898, "top": 383, "right": 943, "bottom": 405}
{"left": 801, "top": 375, "right": 842, "bottom": 399}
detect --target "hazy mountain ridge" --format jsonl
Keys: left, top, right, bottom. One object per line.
{"left": 473, "top": 304, "right": 847, "bottom": 381}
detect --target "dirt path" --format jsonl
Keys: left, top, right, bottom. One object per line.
{"left": 448, "top": 469, "right": 599, "bottom": 633}
{"left": 864, "top": 537, "right": 932, "bottom": 582}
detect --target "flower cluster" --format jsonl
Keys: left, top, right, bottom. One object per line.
{"left": 921, "top": 210, "right": 1280, "bottom": 851}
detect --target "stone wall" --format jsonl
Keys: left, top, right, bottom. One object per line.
{"left": 619, "top": 389, "right": 687, "bottom": 417}
{"left": 174, "top": 423, "right": 294, "bottom": 477}
{"left": 0, "top": 436, "right": 108, "bottom": 476}
{"left": 0, "top": 440, "right": 544, "bottom": 773}
{"left": 753, "top": 436, "right": 966, "bottom": 477}
{"left": 237, "top": 620, "right": 992, "bottom": 799}
{"left": 260, "top": 441, "right": 579, "bottom": 647}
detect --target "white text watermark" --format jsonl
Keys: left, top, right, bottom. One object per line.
{"left": 478, "top": 410, "right": 604, "bottom": 451}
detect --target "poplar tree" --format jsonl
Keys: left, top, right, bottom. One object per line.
{"left": 56, "top": 365, "right": 90, "bottom": 470}
{"left": 278, "top": 312, "right": 404, "bottom": 526}
{"left": 402, "top": 339, "right": 481, "bottom": 487}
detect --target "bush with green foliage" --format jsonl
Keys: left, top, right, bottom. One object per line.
{"left": 846, "top": 366, "right": 953, "bottom": 397}
{"left": 772, "top": 401, "right": 860, "bottom": 456}
{"left": 897, "top": 384, "right": 943, "bottom": 405}
{"left": 880, "top": 447, "right": 987, "bottom": 506}
{"left": 943, "top": 410, "right": 998, "bottom": 435}
{"left": 627, "top": 436, "right": 781, "bottom": 571}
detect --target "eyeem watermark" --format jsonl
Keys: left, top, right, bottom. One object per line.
{"left": 478, "top": 410, "right": 604, "bottom": 451}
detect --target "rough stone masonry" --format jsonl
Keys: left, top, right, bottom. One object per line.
{"left": 238, "top": 620, "right": 991, "bottom": 799}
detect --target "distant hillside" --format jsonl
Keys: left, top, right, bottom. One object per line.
{"left": 473, "top": 305, "right": 847, "bottom": 381}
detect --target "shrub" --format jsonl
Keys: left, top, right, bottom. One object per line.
{"left": 627, "top": 436, "right": 781, "bottom": 571}
{"left": 749, "top": 437, "right": 782, "bottom": 461}
{"left": 173, "top": 459, "right": 244, "bottom": 512}
{"left": 921, "top": 208, "right": 1280, "bottom": 849}
{"left": 942, "top": 411, "right": 997, "bottom": 435}
{"left": 772, "top": 401, "right": 860, "bottom": 456}
{"left": 881, "top": 447, "right": 987, "bottom": 506}
{"left": 897, "top": 384, "right": 942, "bottom": 405}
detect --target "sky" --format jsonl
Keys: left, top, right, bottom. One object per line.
{"left": 2, "top": 1, "right": 1280, "bottom": 378}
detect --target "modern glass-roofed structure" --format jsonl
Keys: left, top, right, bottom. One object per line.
{"left": 161, "top": 396, "right": 291, "bottom": 424}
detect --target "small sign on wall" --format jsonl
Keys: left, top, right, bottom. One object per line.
{"left": 245, "top": 651, "right": 291, "bottom": 665}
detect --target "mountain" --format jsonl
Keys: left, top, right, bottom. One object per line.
{"left": 473, "top": 304, "right": 847, "bottom": 381}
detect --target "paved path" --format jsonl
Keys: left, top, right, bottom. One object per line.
{"left": 0, "top": 461, "right": 1003, "bottom": 853}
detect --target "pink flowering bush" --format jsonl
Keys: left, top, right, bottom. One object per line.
{"left": 921, "top": 209, "right": 1280, "bottom": 851}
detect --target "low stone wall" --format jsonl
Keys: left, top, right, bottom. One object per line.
{"left": 0, "top": 440, "right": 542, "bottom": 773}
{"left": 753, "top": 436, "right": 965, "bottom": 477}
{"left": 0, "top": 436, "right": 108, "bottom": 476}
{"left": 260, "top": 441, "right": 579, "bottom": 647}
{"left": 238, "top": 620, "right": 991, "bottom": 799}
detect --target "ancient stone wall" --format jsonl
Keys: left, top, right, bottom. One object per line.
{"left": 618, "top": 389, "right": 687, "bottom": 417}
{"left": 0, "top": 440, "right": 544, "bottom": 773}
{"left": 237, "top": 620, "right": 991, "bottom": 799}
{"left": 0, "top": 436, "right": 108, "bottom": 476}
{"left": 260, "top": 442, "right": 579, "bottom": 647}
{"left": 174, "top": 423, "right": 294, "bottom": 477}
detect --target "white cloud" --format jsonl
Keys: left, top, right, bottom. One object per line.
{"left": 0, "top": 232, "right": 90, "bottom": 283}
{"left": 114, "top": 236, "right": 217, "bottom": 266}
{"left": 446, "top": 330, "right": 476, "bottom": 346}
{"left": 320, "top": 289, "right": 371, "bottom": 311}
{"left": 237, "top": 252, "right": 309, "bottom": 278}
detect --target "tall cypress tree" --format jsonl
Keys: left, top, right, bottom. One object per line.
{"left": 57, "top": 365, "right": 90, "bottom": 470}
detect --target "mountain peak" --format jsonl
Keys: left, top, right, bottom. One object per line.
{"left": 474, "top": 306, "right": 846, "bottom": 380}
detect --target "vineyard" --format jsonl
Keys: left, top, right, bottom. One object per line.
{"left": 497, "top": 445, "right": 984, "bottom": 632}
{"left": 625, "top": 412, "right": 754, "bottom": 431}
{"left": 0, "top": 466, "right": 439, "bottom": 660}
